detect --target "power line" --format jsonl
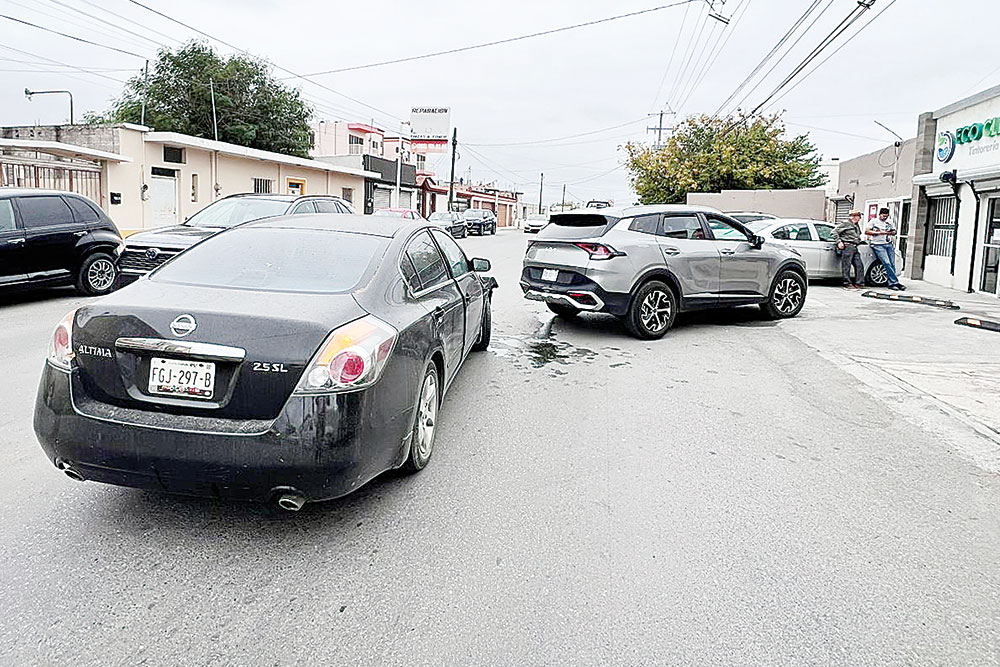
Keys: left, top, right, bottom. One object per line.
{"left": 675, "top": 0, "right": 751, "bottom": 113}
{"left": 44, "top": 0, "right": 176, "bottom": 48}
{"left": 0, "top": 43, "right": 130, "bottom": 86}
{"left": 6, "top": 0, "right": 155, "bottom": 54}
{"left": 712, "top": 0, "right": 822, "bottom": 116}
{"left": 669, "top": 10, "right": 721, "bottom": 111}
{"left": 292, "top": 1, "right": 700, "bottom": 77}
{"left": 126, "top": 0, "right": 403, "bottom": 125}
{"left": 761, "top": 0, "right": 900, "bottom": 114}
{"left": 785, "top": 121, "right": 886, "bottom": 142}
{"left": 727, "top": 0, "right": 837, "bottom": 115}
{"left": 664, "top": 3, "right": 709, "bottom": 111}
{"left": 0, "top": 13, "right": 148, "bottom": 59}
{"left": 748, "top": 0, "right": 878, "bottom": 116}
{"left": 467, "top": 117, "right": 647, "bottom": 147}
{"left": 75, "top": 0, "right": 185, "bottom": 46}
{"left": 648, "top": 0, "right": 693, "bottom": 112}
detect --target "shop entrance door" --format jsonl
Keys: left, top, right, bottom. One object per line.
{"left": 981, "top": 200, "right": 1000, "bottom": 296}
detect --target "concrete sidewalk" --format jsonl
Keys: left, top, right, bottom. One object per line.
{"left": 783, "top": 281, "right": 1000, "bottom": 473}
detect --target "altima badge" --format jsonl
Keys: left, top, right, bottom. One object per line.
{"left": 169, "top": 314, "right": 197, "bottom": 337}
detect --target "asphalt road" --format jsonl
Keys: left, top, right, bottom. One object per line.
{"left": 1, "top": 229, "right": 998, "bottom": 666}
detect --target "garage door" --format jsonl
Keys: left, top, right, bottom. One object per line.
{"left": 399, "top": 189, "right": 414, "bottom": 209}
{"left": 373, "top": 187, "right": 392, "bottom": 210}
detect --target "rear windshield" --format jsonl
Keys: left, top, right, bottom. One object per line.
{"left": 151, "top": 228, "right": 388, "bottom": 293}
{"left": 184, "top": 198, "right": 290, "bottom": 228}
{"left": 551, "top": 213, "right": 612, "bottom": 227}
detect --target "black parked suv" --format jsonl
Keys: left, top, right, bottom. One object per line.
{"left": 117, "top": 193, "right": 354, "bottom": 286}
{"left": 463, "top": 209, "right": 497, "bottom": 235}
{"left": 0, "top": 189, "right": 122, "bottom": 296}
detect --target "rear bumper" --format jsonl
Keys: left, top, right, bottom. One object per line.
{"left": 33, "top": 364, "right": 411, "bottom": 503}
{"left": 519, "top": 270, "right": 630, "bottom": 316}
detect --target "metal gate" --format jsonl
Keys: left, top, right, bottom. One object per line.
{"left": 373, "top": 187, "right": 392, "bottom": 210}
{"left": 0, "top": 161, "right": 102, "bottom": 205}
{"left": 926, "top": 196, "right": 957, "bottom": 257}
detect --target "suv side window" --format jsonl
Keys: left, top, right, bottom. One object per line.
{"left": 704, "top": 215, "right": 749, "bottom": 241}
{"left": 815, "top": 223, "right": 835, "bottom": 242}
{"left": 430, "top": 229, "right": 470, "bottom": 278}
{"left": 773, "top": 223, "right": 813, "bottom": 241}
{"left": 313, "top": 199, "right": 340, "bottom": 213}
{"left": 65, "top": 196, "right": 100, "bottom": 223}
{"left": 628, "top": 214, "right": 659, "bottom": 235}
{"left": 0, "top": 199, "right": 15, "bottom": 232}
{"left": 17, "top": 196, "right": 74, "bottom": 229}
{"left": 405, "top": 230, "right": 449, "bottom": 290}
{"left": 660, "top": 214, "right": 706, "bottom": 240}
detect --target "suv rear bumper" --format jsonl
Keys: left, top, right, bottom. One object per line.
{"left": 520, "top": 270, "right": 630, "bottom": 316}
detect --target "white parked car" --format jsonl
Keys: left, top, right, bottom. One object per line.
{"left": 523, "top": 213, "right": 548, "bottom": 233}
{"left": 747, "top": 218, "right": 902, "bottom": 286}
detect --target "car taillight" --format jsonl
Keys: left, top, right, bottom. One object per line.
{"left": 574, "top": 243, "right": 622, "bottom": 259}
{"left": 295, "top": 315, "right": 397, "bottom": 394}
{"left": 47, "top": 310, "right": 77, "bottom": 370}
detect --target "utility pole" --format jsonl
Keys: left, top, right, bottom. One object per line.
{"left": 209, "top": 78, "right": 219, "bottom": 142}
{"left": 24, "top": 88, "right": 73, "bottom": 125}
{"left": 647, "top": 108, "right": 674, "bottom": 150}
{"left": 561, "top": 184, "right": 566, "bottom": 209}
{"left": 539, "top": 172, "right": 544, "bottom": 214}
{"left": 140, "top": 60, "right": 149, "bottom": 126}
{"left": 448, "top": 128, "right": 458, "bottom": 212}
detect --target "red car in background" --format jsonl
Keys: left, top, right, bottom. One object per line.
{"left": 374, "top": 208, "right": 423, "bottom": 220}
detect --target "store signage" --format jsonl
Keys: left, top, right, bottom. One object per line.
{"left": 937, "top": 131, "right": 956, "bottom": 163}
{"left": 410, "top": 107, "right": 450, "bottom": 154}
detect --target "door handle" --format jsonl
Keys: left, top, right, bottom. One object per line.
{"left": 432, "top": 306, "right": 446, "bottom": 322}
{"left": 74, "top": 231, "right": 87, "bottom": 237}
{"left": 7, "top": 238, "right": 25, "bottom": 245}
{"left": 720, "top": 248, "right": 736, "bottom": 255}
{"left": 662, "top": 246, "right": 681, "bottom": 256}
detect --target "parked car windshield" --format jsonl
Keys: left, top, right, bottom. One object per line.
{"left": 183, "top": 198, "right": 291, "bottom": 228}
{"left": 746, "top": 220, "right": 773, "bottom": 232}
{"left": 151, "top": 228, "right": 388, "bottom": 293}
{"left": 428, "top": 212, "right": 454, "bottom": 222}
{"left": 463, "top": 210, "right": 487, "bottom": 219}
{"left": 730, "top": 213, "right": 773, "bottom": 224}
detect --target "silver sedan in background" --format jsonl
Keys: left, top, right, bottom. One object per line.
{"left": 523, "top": 213, "right": 549, "bottom": 233}
{"left": 747, "top": 218, "right": 902, "bottom": 286}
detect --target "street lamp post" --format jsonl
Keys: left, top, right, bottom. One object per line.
{"left": 24, "top": 88, "right": 74, "bottom": 125}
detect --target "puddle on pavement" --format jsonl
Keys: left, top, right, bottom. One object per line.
{"left": 491, "top": 316, "right": 634, "bottom": 373}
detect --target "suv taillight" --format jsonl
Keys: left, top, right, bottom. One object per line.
{"left": 47, "top": 310, "right": 77, "bottom": 370}
{"left": 294, "top": 315, "right": 397, "bottom": 394}
{"left": 574, "top": 243, "right": 623, "bottom": 260}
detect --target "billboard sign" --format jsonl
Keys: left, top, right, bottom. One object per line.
{"left": 410, "top": 107, "right": 450, "bottom": 154}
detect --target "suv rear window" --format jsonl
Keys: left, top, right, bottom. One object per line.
{"left": 17, "top": 196, "right": 73, "bottom": 228}
{"left": 550, "top": 214, "right": 611, "bottom": 227}
{"left": 65, "top": 196, "right": 100, "bottom": 223}
{"left": 152, "top": 228, "right": 388, "bottom": 294}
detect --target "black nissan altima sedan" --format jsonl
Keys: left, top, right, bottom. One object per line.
{"left": 34, "top": 214, "right": 496, "bottom": 510}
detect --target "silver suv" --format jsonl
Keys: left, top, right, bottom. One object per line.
{"left": 520, "top": 205, "right": 808, "bottom": 339}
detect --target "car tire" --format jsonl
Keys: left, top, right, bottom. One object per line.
{"left": 402, "top": 362, "right": 440, "bottom": 473}
{"left": 866, "top": 261, "right": 888, "bottom": 287}
{"left": 761, "top": 270, "right": 807, "bottom": 319}
{"left": 625, "top": 280, "right": 676, "bottom": 339}
{"left": 76, "top": 252, "right": 118, "bottom": 296}
{"left": 547, "top": 303, "right": 579, "bottom": 319}
{"left": 472, "top": 297, "right": 492, "bottom": 352}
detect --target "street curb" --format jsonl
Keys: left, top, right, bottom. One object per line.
{"left": 861, "top": 290, "right": 960, "bottom": 310}
{"left": 955, "top": 316, "right": 1000, "bottom": 333}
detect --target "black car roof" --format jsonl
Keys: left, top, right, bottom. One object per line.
{"left": 247, "top": 214, "right": 418, "bottom": 238}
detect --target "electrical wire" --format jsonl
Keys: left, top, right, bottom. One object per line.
{"left": 293, "top": 1, "right": 701, "bottom": 77}
{"left": 712, "top": 0, "right": 822, "bottom": 116}
{"left": 126, "top": 0, "right": 403, "bottom": 125}
{"left": 0, "top": 13, "right": 148, "bottom": 59}
{"left": 467, "top": 117, "right": 647, "bottom": 147}
{"left": 0, "top": 43, "right": 130, "bottom": 85}
{"left": 727, "top": 0, "right": 836, "bottom": 115}
{"left": 669, "top": 11, "right": 721, "bottom": 111}
{"left": 6, "top": 0, "right": 155, "bottom": 54}
{"left": 664, "top": 3, "right": 709, "bottom": 111}
{"left": 675, "top": 0, "right": 751, "bottom": 113}
{"left": 43, "top": 0, "right": 176, "bottom": 48}
{"left": 761, "top": 0, "right": 899, "bottom": 114}
{"left": 648, "top": 0, "right": 693, "bottom": 113}
{"left": 785, "top": 121, "right": 886, "bottom": 142}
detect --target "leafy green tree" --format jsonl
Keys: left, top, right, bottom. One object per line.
{"left": 91, "top": 42, "right": 313, "bottom": 157}
{"left": 624, "top": 112, "right": 825, "bottom": 204}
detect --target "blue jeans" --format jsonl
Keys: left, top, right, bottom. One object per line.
{"left": 872, "top": 243, "right": 899, "bottom": 285}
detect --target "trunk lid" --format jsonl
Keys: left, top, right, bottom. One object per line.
{"left": 72, "top": 281, "right": 367, "bottom": 420}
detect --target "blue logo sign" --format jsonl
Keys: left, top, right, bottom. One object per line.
{"left": 937, "top": 131, "right": 956, "bottom": 163}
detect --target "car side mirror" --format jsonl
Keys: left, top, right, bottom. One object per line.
{"left": 471, "top": 257, "right": 491, "bottom": 272}
{"left": 750, "top": 234, "right": 765, "bottom": 249}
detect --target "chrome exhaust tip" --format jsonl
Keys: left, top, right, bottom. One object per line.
{"left": 56, "top": 459, "right": 85, "bottom": 482}
{"left": 276, "top": 493, "right": 306, "bottom": 512}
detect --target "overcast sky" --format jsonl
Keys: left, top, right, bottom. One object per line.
{"left": 1, "top": 0, "right": 997, "bottom": 206}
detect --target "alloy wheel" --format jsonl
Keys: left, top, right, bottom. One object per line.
{"left": 87, "top": 258, "right": 116, "bottom": 292}
{"left": 415, "top": 371, "right": 438, "bottom": 461}
{"left": 640, "top": 289, "right": 672, "bottom": 334}
{"left": 773, "top": 277, "right": 803, "bottom": 314}
{"left": 870, "top": 264, "right": 887, "bottom": 285}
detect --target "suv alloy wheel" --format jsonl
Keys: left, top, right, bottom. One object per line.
{"left": 625, "top": 280, "right": 677, "bottom": 339}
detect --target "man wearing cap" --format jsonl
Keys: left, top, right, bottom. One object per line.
{"left": 833, "top": 209, "right": 866, "bottom": 289}
{"left": 865, "top": 207, "right": 906, "bottom": 291}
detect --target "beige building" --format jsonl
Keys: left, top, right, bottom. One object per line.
{"left": 686, "top": 187, "right": 828, "bottom": 220}
{"left": 1, "top": 123, "right": 376, "bottom": 232}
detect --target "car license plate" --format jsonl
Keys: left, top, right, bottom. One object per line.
{"left": 148, "top": 357, "right": 215, "bottom": 399}
{"left": 541, "top": 268, "right": 559, "bottom": 282}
